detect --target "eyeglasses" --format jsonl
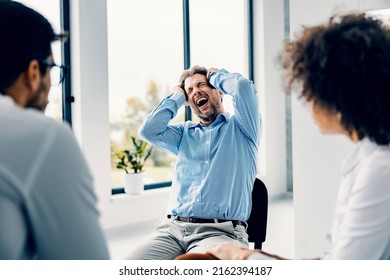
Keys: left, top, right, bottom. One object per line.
{"left": 39, "top": 60, "right": 69, "bottom": 86}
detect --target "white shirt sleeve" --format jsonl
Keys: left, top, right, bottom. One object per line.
{"left": 324, "top": 152, "right": 390, "bottom": 259}
{"left": 0, "top": 122, "right": 110, "bottom": 260}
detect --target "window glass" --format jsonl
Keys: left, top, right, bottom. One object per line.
{"left": 107, "top": 0, "right": 183, "bottom": 187}
{"left": 190, "top": 0, "right": 248, "bottom": 116}
{"left": 17, "top": 0, "right": 63, "bottom": 121}
{"left": 367, "top": 8, "right": 390, "bottom": 21}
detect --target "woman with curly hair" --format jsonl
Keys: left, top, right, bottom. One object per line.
{"left": 276, "top": 13, "right": 390, "bottom": 260}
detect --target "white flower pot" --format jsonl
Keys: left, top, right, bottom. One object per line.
{"left": 124, "top": 172, "right": 144, "bottom": 195}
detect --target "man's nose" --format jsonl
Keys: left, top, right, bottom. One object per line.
{"left": 193, "top": 86, "right": 201, "bottom": 96}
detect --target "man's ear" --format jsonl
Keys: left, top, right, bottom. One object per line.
{"left": 24, "top": 60, "right": 41, "bottom": 92}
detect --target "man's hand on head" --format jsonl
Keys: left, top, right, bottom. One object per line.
{"left": 207, "top": 68, "right": 220, "bottom": 82}
{"left": 173, "top": 85, "right": 188, "bottom": 106}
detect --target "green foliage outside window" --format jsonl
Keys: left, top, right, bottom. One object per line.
{"left": 110, "top": 80, "right": 183, "bottom": 175}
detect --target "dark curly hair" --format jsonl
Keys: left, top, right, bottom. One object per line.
{"left": 282, "top": 13, "right": 390, "bottom": 145}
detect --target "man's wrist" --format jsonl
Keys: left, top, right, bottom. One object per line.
{"left": 207, "top": 71, "right": 217, "bottom": 81}
{"left": 170, "top": 91, "right": 187, "bottom": 107}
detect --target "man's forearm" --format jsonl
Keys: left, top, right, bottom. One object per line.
{"left": 138, "top": 92, "right": 185, "bottom": 154}
{"left": 211, "top": 69, "right": 261, "bottom": 142}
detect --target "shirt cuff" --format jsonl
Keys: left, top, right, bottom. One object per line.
{"left": 209, "top": 73, "right": 217, "bottom": 85}
{"left": 169, "top": 91, "right": 186, "bottom": 108}
{"left": 209, "top": 68, "right": 228, "bottom": 88}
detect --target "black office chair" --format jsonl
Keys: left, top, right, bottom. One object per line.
{"left": 246, "top": 178, "right": 268, "bottom": 249}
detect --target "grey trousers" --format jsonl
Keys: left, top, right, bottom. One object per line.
{"left": 128, "top": 218, "right": 249, "bottom": 260}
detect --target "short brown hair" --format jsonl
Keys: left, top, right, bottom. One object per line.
{"left": 178, "top": 65, "right": 208, "bottom": 92}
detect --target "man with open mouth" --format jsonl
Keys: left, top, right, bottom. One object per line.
{"left": 132, "top": 65, "right": 262, "bottom": 260}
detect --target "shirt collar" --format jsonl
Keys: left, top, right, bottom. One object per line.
{"left": 187, "top": 112, "right": 230, "bottom": 128}
{"left": 0, "top": 94, "right": 15, "bottom": 106}
{"left": 341, "top": 137, "right": 381, "bottom": 176}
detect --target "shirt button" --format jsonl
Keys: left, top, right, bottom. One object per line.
{"left": 205, "top": 160, "right": 209, "bottom": 164}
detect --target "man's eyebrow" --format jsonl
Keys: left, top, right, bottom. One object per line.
{"left": 187, "top": 80, "right": 206, "bottom": 91}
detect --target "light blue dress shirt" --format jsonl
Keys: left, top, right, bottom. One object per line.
{"left": 139, "top": 69, "right": 261, "bottom": 221}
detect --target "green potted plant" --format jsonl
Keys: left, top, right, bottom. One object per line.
{"left": 112, "top": 136, "right": 153, "bottom": 194}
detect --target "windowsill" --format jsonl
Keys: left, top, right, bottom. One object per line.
{"left": 101, "top": 184, "right": 171, "bottom": 229}
{"left": 111, "top": 181, "right": 171, "bottom": 195}
{"left": 110, "top": 186, "right": 171, "bottom": 203}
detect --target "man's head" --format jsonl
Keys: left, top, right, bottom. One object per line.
{"left": 0, "top": 0, "right": 65, "bottom": 111}
{"left": 179, "top": 65, "right": 224, "bottom": 125}
{"left": 282, "top": 13, "right": 390, "bottom": 145}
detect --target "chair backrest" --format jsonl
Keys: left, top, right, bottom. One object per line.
{"left": 246, "top": 178, "right": 268, "bottom": 249}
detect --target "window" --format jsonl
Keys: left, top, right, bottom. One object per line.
{"left": 190, "top": 0, "right": 248, "bottom": 116}
{"left": 17, "top": 0, "right": 64, "bottom": 121}
{"left": 367, "top": 8, "right": 390, "bottom": 21}
{"left": 107, "top": 0, "right": 184, "bottom": 188}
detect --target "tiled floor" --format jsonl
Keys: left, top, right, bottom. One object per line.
{"left": 105, "top": 194, "right": 294, "bottom": 260}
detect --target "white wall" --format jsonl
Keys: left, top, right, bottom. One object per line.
{"left": 290, "top": 0, "right": 390, "bottom": 258}
{"left": 255, "top": 0, "right": 287, "bottom": 197}
{"left": 70, "top": 0, "right": 111, "bottom": 211}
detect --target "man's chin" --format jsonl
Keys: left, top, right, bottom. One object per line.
{"left": 197, "top": 106, "right": 212, "bottom": 116}
{"left": 197, "top": 112, "right": 217, "bottom": 124}
{"left": 26, "top": 102, "right": 47, "bottom": 113}
{"left": 42, "top": 101, "right": 49, "bottom": 112}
